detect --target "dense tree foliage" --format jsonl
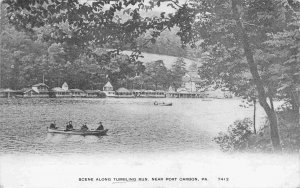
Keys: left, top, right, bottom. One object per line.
{"left": 0, "top": 6, "right": 183, "bottom": 91}
{"left": 1, "top": 1, "right": 192, "bottom": 90}
{"left": 142, "top": 60, "right": 169, "bottom": 90}
{"left": 158, "top": 0, "right": 299, "bottom": 151}
{"left": 265, "top": 11, "right": 300, "bottom": 120}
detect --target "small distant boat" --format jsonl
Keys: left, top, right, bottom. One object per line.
{"left": 47, "top": 128, "right": 108, "bottom": 136}
{"left": 154, "top": 101, "right": 172, "bottom": 106}
{"left": 160, "top": 103, "right": 172, "bottom": 106}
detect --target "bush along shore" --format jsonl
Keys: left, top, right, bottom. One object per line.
{"left": 214, "top": 108, "right": 300, "bottom": 153}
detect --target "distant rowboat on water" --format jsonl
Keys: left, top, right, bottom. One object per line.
{"left": 154, "top": 101, "right": 173, "bottom": 106}
{"left": 47, "top": 128, "right": 108, "bottom": 136}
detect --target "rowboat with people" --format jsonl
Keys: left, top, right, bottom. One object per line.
{"left": 47, "top": 128, "right": 108, "bottom": 136}
{"left": 47, "top": 121, "right": 108, "bottom": 136}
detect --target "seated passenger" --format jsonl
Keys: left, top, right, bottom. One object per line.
{"left": 96, "top": 122, "right": 104, "bottom": 130}
{"left": 81, "top": 123, "right": 89, "bottom": 131}
{"left": 49, "top": 121, "right": 57, "bottom": 129}
{"left": 66, "top": 121, "right": 74, "bottom": 131}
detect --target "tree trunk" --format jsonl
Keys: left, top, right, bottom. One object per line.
{"left": 269, "top": 96, "right": 275, "bottom": 111}
{"left": 253, "top": 98, "right": 256, "bottom": 134}
{"left": 291, "top": 91, "right": 299, "bottom": 124}
{"left": 11, "top": 58, "right": 20, "bottom": 89}
{"left": 231, "top": 0, "right": 282, "bottom": 151}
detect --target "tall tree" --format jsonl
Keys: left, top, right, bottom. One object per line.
{"left": 171, "top": 0, "right": 300, "bottom": 151}
{"left": 265, "top": 11, "right": 300, "bottom": 122}
{"left": 143, "top": 60, "right": 169, "bottom": 90}
{"left": 170, "top": 57, "right": 187, "bottom": 89}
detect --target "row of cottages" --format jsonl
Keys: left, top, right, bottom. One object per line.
{"left": 166, "top": 72, "right": 205, "bottom": 98}
{"left": 166, "top": 71, "right": 233, "bottom": 98}
{"left": 0, "top": 82, "right": 106, "bottom": 98}
{"left": 50, "top": 82, "right": 105, "bottom": 98}
{"left": 114, "top": 88, "right": 166, "bottom": 98}
{"left": 0, "top": 81, "right": 167, "bottom": 99}
{"left": 0, "top": 83, "right": 51, "bottom": 98}
{"left": 103, "top": 81, "right": 166, "bottom": 98}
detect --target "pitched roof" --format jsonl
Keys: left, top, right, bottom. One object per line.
{"left": 168, "top": 86, "right": 175, "bottom": 92}
{"left": 103, "top": 81, "right": 113, "bottom": 88}
{"left": 116, "top": 87, "right": 130, "bottom": 92}
{"left": 177, "top": 88, "right": 188, "bottom": 93}
{"left": 62, "top": 82, "right": 69, "bottom": 90}
{"left": 52, "top": 87, "right": 69, "bottom": 92}
{"left": 23, "top": 89, "right": 38, "bottom": 94}
{"left": 20, "top": 88, "right": 31, "bottom": 92}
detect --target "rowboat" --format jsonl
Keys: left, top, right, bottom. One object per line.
{"left": 159, "top": 103, "right": 172, "bottom": 106}
{"left": 47, "top": 128, "right": 108, "bottom": 136}
{"left": 154, "top": 102, "right": 172, "bottom": 106}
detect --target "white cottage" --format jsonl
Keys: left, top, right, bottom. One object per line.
{"left": 103, "top": 81, "right": 115, "bottom": 97}
{"left": 50, "top": 82, "right": 71, "bottom": 98}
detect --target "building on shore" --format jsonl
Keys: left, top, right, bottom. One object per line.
{"left": 166, "top": 71, "right": 234, "bottom": 99}
{"left": 132, "top": 89, "right": 141, "bottom": 97}
{"left": 0, "top": 89, "right": 17, "bottom": 98}
{"left": 166, "top": 72, "right": 204, "bottom": 98}
{"left": 23, "top": 83, "right": 49, "bottom": 98}
{"left": 115, "top": 87, "right": 134, "bottom": 98}
{"left": 130, "top": 89, "right": 166, "bottom": 98}
{"left": 85, "top": 90, "right": 106, "bottom": 98}
{"left": 140, "top": 90, "right": 155, "bottom": 98}
{"left": 166, "top": 87, "right": 203, "bottom": 98}
{"left": 182, "top": 72, "right": 202, "bottom": 92}
{"left": 103, "top": 81, "right": 115, "bottom": 97}
{"left": 155, "top": 90, "right": 166, "bottom": 98}
{"left": 69, "top": 89, "right": 86, "bottom": 98}
{"left": 50, "top": 82, "right": 71, "bottom": 98}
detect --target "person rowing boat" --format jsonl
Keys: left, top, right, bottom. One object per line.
{"left": 66, "top": 121, "right": 74, "bottom": 131}
{"left": 49, "top": 121, "right": 57, "bottom": 129}
{"left": 96, "top": 122, "right": 104, "bottom": 131}
{"left": 81, "top": 123, "right": 89, "bottom": 131}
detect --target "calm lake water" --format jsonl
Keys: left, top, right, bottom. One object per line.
{"left": 0, "top": 98, "right": 266, "bottom": 154}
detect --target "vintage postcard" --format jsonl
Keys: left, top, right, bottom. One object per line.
{"left": 0, "top": 0, "right": 299, "bottom": 187}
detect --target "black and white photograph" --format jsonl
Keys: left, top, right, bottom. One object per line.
{"left": 0, "top": 0, "right": 299, "bottom": 187}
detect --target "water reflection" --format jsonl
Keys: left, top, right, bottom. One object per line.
{"left": 45, "top": 133, "right": 104, "bottom": 143}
